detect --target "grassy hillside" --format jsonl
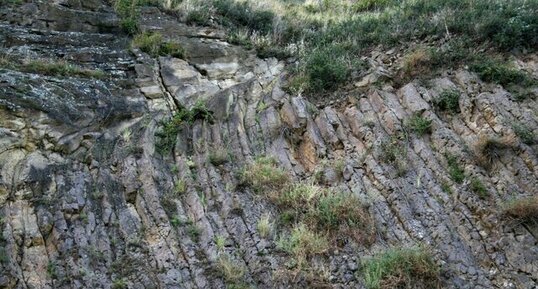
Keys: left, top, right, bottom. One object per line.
{"left": 116, "top": 0, "right": 537, "bottom": 94}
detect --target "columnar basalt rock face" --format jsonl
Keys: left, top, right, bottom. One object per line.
{"left": 0, "top": 1, "right": 537, "bottom": 289}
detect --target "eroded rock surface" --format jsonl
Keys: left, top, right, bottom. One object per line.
{"left": 0, "top": 1, "right": 537, "bottom": 289}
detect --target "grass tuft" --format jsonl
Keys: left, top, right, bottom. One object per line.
{"left": 362, "top": 247, "right": 441, "bottom": 289}
{"left": 469, "top": 177, "right": 488, "bottom": 199}
{"left": 216, "top": 254, "right": 246, "bottom": 283}
{"left": 277, "top": 224, "right": 329, "bottom": 262}
{"left": 474, "top": 135, "right": 515, "bottom": 168}
{"left": 407, "top": 114, "right": 432, "bottom": 136}
{"left": 446, "top": 154, "right": 465, "bottom": 184}
{"left": 132, "top": 32, "right": 186, "bottom": 59}
{"left": 257, "top": 213, "right": 272, "bottom": 239}
{"left": 502, "top": 196, "right": 538, "bottom": 223}
{"left": 240, "top": 156, "right": 289, "bottom": 193}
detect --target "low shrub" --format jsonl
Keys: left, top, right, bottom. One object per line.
{"left": 513, "top": 123, "right": 535, "bottom": 145}
{"left": 470, "top": 58, "right": 536, "bottom": 89}
{"left": 469, "top": 177, "right": 488, "bottom": 199}
{"left": 435, "top": 89, "right": 460, "bottom": 113}
{"left": 446, "top": 154, "right": 465, "bottom": 184}
{"left": 407, "top": 114, "right": 432, "bottom": 136}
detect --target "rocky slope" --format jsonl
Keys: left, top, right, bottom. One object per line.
{"left": 0, "top": 1, "right": 537, "bottom": 288}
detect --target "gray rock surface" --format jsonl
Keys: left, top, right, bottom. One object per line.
{"left": 0, "top": 1, "right": 537, "bottom": 289}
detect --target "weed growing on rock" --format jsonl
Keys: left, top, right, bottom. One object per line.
{"left": 513, "top": 123, "right": 535, "bottom": 145}
{"left": 214, "top": 235, "right": 226, "bottom": 251}
{"left": 401, "top": 48, "right": 432, "bottom": 78}
{"left": 469, "top": 177, "right": 488, "bottom": 199}
{"left": 446, "top": 154, "right": 465, "bottom": 184}
{"left": 216, "top": 254, "right": 246, "bottom": 284}
{"left": 239, "top": 156, "right": 289, "bottom": 193}
{"left": 379, "top": 136, "right": 408, "bottom": 176}
{"left": 277, "top": 224, "right": 329, "bottom": 263}
{"left": 155, "top": 103, "right": 214, "bottom": 154}
{"left": 470, "top": 58, "right": 536, "bottom": 90}
{"left": 362, "top": 247, "right": 441, "bottom": 289}
{"left": 407, "top": 114, "right": 432, "bottom": 136}
{"left": 502, "top": 196, "right": 538, "bottom": 223}
{"left": 257, "top": 214, "right": 272, "bottom": 239}
{"left": 474, "top": 135, "right": 514, "bottom": 168}
{"left": 186, "top": 220, "right": 201, "bottom": 242}
{"left": 0, "top": 58, "right": 105, "bottom": 79}
{"left": 435, "top": 89, "right": 460, "bottom": 113}
{"left": 208, "top": 148, "right": 230, "bottom": 166}
{"left": 274, "top": 183, "right": 375, "bottom": 244}
{"left": 174, "top": 180, "right": 187, "bottom": 195}
{"left": 132, "top": 32, "right": 186, "bottom": 59}
{"left": 112, "top": 278, "right": 128, "bottom": 289}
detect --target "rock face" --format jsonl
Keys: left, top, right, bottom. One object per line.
{"left": 0, "top": 1, "right": 537, "bottom": 289}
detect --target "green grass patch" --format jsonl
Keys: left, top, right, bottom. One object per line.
{"left": 276, "top": 224, "right": 329, "bottom": 262}
{"left": 446, "top": 154, "right": 465, "bottom": 184}
{"left": 0, "top": 58, "right": 105, "bottom": 79}
{"left": 132, "top": 32, "right": 186, "bottom": 58}
{"left": 470, "top": 58, "right": 536, "bottom": 89}
{"left": 513, "top": 123, "right": 535, "bottom": 145}
{"left": 470, "top": 177, "right": 488, "bottom": 199}
{"left": 239, "top": 156, "right": 290, "bottom": 193}
{"left": 362, "top": 247, "right": 440, "bottom": 289}
{"left": 273, "top": 183, "right": 374, "bottom": 243}
{"left": 155, "top": 102, "right": 213, "bottom": 154}
{"left": 407, "top": 114, "right": 432, "bottom": 136}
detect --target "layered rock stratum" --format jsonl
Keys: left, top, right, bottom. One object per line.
{"left": 0, "top": 1, "right": 537, "bottom": 288}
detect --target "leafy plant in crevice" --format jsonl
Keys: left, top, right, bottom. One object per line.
{"left": 379, "top": 135, "right": 408, "bottom": 176}
{"left": 155, "top": 102, "right": 214, "bottom": 154}
{"left": 434, "top": 89, "right": 460, "bottom": 113}
{"left": 512, "top": 123, "right": 535, "bottom": 145}
{"left": 407, "top": 114, "right": 432, "bottom": 136}
{"left": 446, "top": 153, "right": 464, "bottom": 184}
{"left": 469, "top": 177, "right": 488, "bottom": 199}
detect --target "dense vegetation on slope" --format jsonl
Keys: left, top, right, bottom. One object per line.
{"left": 116, "top": 0, "right": 537, "bottom": 95}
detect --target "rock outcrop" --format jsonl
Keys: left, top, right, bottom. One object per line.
{"left": 0, "top": 1, "right": 537, "bottom": 289}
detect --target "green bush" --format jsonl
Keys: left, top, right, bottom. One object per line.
{"left": 470, "top": 58, "right": 536, "bottom": 88}
{"left": 470, "top": 177, "right": 488, "bottom": 199}
{"left": 186, "top": 9, "right": 212, "bottom": 26}
{"left": 407, "top": 114, "right": 432, "bottom": 136}
{"left": 353, "top": 0, "right": 394, "bottom": 11}
{"left": 362, "top": 247, "right": 440, "bottom": 289}
{"left": 446, "top": 154, "right": 465, "bottom": 184}
{"left": 306, "top": 47, "right": 350, "bottom": 91}
{"left": 120, "top": 17, "right": 139, "bottom": 35}
{"left": 155, "top": 103, "right": 213, "bottom": 154}
{"left": 513, "top": 123, "right": 535, "bottom": 145}
{"left": 435, "top": 89, "right": 460, "bottom": 113}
